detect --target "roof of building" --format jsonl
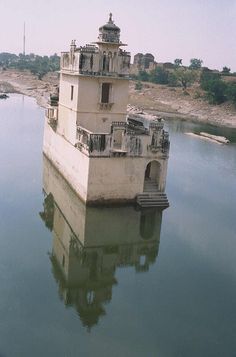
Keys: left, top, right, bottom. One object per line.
{"left": 99, "top": 13, "right": 120, "bottom": 33}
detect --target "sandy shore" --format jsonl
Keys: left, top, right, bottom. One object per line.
{"left": 129, "top": 82, "right": 236, "bottom": 129}
{"left": 0, "top": 69, "right": 58, "bottom": 108}
{"left": 1, "top": 69, "right": 236, "bottom": 129}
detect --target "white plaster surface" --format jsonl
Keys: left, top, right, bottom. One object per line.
{"left": 43, "top": 119, "right": 90, "bottom": 202}
{"left": 43, "top": 120, "right": 168, "bottom": 203}
{"left": 42, "top": 155, "right": 162, "bottom": 248}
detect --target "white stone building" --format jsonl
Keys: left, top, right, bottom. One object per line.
{"left": 43, "top": 14, "right": 170, "bottom": 206}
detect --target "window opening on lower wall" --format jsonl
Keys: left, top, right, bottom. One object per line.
{"left": 101, "top": 83, "right": 111, "bottom": 103}
{"left": 71, "top": 85, "right": 74, "bottom": 100}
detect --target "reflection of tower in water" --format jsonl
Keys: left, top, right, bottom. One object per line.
{"left": 40, "top": 156, "right": 163, "bottom": 329}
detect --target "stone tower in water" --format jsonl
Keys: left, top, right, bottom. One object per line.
{"left": 44, "top": 14, "right": 170, "bottom": 207}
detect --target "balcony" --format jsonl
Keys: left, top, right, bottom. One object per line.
{"left": 98, "top": 102, "right": 114, "bottom": 111}
{"left": 46, "top": 107, "right": 58, "bottom": 130}
{"left": 149, "top": 121, "right": 164, "bottom": 130}
{"left": 76, "top": 126, "right": 111, "bottom": 156}
{"left": 75, "top": 121, "right": 169, "bottom": 158}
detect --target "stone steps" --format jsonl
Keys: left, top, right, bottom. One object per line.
{"left": 143, "top": 180, "right": 159, "bottom": 192}
{"left": 138, "top": 180, "right": 169, "bottom": 208}
{"left": 136, "top": 192, "right": 169, "bottom": 209}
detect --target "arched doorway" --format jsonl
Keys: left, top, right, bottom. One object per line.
{"left": 144, "top": 160, "right": 161, "bottom": 191}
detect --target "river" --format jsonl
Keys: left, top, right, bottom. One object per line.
{"left": 0, "top": 94, "right": 236, "bottom": 357}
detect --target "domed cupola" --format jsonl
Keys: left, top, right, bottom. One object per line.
{"left": 98, "top": 13, "right": 121, "bottom": 43}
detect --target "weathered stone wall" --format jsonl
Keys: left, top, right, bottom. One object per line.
{"left": 131, "top": 52, "right": 156, "bottom": 74}
{"left": 42, "top": 155, "right": 162, "bottom": 248}
{"left": 87, "top": 155, "right": 168, "bottom": 203}
{"left": 43, "top": 120, "right": 168, "bottom": 204}
{"left": 58, "top": 74, "right": 129, "bottom": 135}
{"left": 43, "top": 119, "right": 90, "bottom": 202}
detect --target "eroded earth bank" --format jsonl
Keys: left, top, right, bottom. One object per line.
{"left": 1, "top": 69, "right": 236, "bottom": 128}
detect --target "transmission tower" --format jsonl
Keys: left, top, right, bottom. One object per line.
{"left": 23, "top": 22, "right": 26, "bottom": 56}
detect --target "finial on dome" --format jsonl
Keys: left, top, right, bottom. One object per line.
{"left": 98, "top": 14, "right": 121, "bottom": 43}
{"left": 109, "top": 13, "right": 113, "bottom": 23}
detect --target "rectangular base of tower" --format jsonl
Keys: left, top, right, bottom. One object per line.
{"left": 43, "top": 119, "right": 168, "bottom": 206}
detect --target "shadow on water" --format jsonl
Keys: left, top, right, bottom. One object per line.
{"left": 40, "top": 155, "right": 163, "bottom": 330}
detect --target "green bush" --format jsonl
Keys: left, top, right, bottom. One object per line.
{"left": 175, "top": 67, "right": 197, "bottom": 90}
{"left": 200, "top": 69, "right": 227, "bottom": 104}
{"left": 205, "top": 79, "right": 227, "bottom": 104}
{"left": 149, "top": 67, "right": 169, "bottom": 84}
{"left": 135, "top": 81, "right": 143, "bottom": 90}
{"left": 226, "top": 82, "right": 236, "bottom": 105}
{"left": 167, "top": 72, "right": 179, "bottom": 87}
{"left": 137, "top": 70, "right": 149, "bottom": 82}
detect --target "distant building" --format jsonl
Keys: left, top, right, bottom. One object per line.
{"left": 133, "top": 53, "right": 155, "bottom": 69}
{"left": 161, "top": 62, "right": 175, "bottom": 70}
{"left": 131, "top": 52, "right": 157, "bottom": 74}
{"left": 44, "top": 14, "right": 170, "bottom": 207}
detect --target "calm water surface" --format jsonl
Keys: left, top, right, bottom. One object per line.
{"left": 0, "top": 94, "right": 236, "bottom": 357}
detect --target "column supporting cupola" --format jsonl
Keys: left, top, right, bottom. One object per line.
{"left": 97, "top": 13, "right": 123, "bottom": 45}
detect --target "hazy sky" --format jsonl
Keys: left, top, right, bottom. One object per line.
{"left": 1, "top": 0, "right": 236, "bottom": 71}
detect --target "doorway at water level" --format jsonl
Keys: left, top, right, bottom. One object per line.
{"left": 144, "top": 160, "right": 161, "bottom": 192}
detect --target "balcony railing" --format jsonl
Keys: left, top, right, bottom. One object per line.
{"left": 98, "top": 103, "right": 114, "bottom": 110}
{"left": 149, "top": 121, "right": 164, "bottom": 130}
{"left": 75, "top": 123, "right": 168, "bottom": 157}
{"left": 76, "top": 126, "right": 110, "bottom": 155}
{"left": 112, "top": 121, "right": 126, "bottom": 128}
{"left": 46, "top": 107, "right": 58, "bottom": 130}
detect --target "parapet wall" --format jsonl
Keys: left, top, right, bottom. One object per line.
{"left": 43, "top": 118, "right": 168, "bottom": 205}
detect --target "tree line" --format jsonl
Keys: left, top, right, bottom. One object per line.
{"left": 200, "top": 68, "right": 236, "bottom": 105}
{"left": 1, "top": 52, "right": 235, "bottom": 106}
{"left": 133, "top": 58, "right": 236, "bottom": 106}
{"left": 0, "top": 52, "right": 60, "bottom": 79}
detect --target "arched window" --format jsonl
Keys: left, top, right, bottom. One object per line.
{"left": 79, "top": 53, "right": 85, "bottom": 70}
{"left": 102, "top": 52, "right": 106, "bottom": 71}
{"left": 90, "top": 54, "right": 93, "bottom": 70}
{"left": 101, "top": 83, "right": 111, "bottom": 103}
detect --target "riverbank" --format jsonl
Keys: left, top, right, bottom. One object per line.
{"left": 1, "top": 69, "right": 236, "bottom": 129}
{"left": 0, "top": 69, "right": 58, "bottom": 108}
{"left": 129, "top": 82, "right": 236, "bottom": 128}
